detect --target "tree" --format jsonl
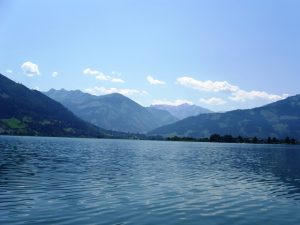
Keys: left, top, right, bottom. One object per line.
{"left": 253, "top": 136, "right": 258, "bottom": 143}
{"left": 285, "top": 137, "right": 291, "bottom": 144}
{"left": 237, "top": 136, "right": 244, "bottom": 143}
{"left": 267, "top": 137, "right": 272, "bottom": 144}
{"left": 223, "top": 135, "right": 234, "bottom": 143}
{"left": 210, "top": 133, "right": 221, "bottom": 142}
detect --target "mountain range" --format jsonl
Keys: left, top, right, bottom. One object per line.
{"left": 0, "top": 74, "right": 110, "bottom": 137}
{"left": 149, "top": 95, "right": 300, "bottom": 140}
{"left": 1, "top": 73, "right": 299, "bottom": 140}
{"left": 45, "top": 89, "right": 178, "bottom": 133}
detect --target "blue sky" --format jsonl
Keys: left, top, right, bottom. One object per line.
{"left": 1, "top": 0, "right": 299, "bottom": 111}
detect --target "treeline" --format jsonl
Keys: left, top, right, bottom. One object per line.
{"left": 166, "top": 134, "right": 298, "bottom": 145}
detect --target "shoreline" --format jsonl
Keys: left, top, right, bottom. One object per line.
{"left": 1, "top": 134, "right": 298, "bottom": 145}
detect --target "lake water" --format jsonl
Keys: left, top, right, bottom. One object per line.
{"left": 0, "top": 136, "right": 300, "bottom": 225}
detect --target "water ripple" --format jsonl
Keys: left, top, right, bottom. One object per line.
{"left": 0, "top": 136, "right": 300, "bottom": 225}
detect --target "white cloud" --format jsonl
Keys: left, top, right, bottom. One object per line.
{"left": 152, "top": 99, "right": 193, "bottom": 106}
{"left": 199, "top": 97, "right": 227, "bottom": 105}
{"left": 95, "top": 73, "right": 110, "bottom": 81}
{"left": 177, "top": 76, "right": 288, "bottom": 102}
{"left": 229, "top": 90, "right": 288, "bottom": 102}
{"left": 147, "top": 75, "right": 165, "bottom": 85}
{"left": 52, "top": 71, "right": 58, "bottom": 77}
{"left": 32, "top": 86, "right": 40, "bottom": 91}
{"left": 111, "top": 78, "right": 124, "bottom": 83}
{"left": 21, "top": 61, "right": 40, "bottom": 77}
{"left": 83, "top": 68, "right": 125, "bottom": 83}
{"left": 84, "top": 86, "right": 147, "bottom": 96}
{"left": 177, "top": 76, "right": 238, "bottom": 92}
{"left": 6, "top": 69, "right": 13, "bottom": 74}
{"left": 83, "top": 68, "right": 98, "bottom": 76}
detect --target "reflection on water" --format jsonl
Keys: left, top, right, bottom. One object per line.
{"left": 0, "top": 136, "right": 300, "bottom": 225}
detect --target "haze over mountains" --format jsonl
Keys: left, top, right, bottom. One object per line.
{"left": 45, "top": 89, "right": 178, "bottom": 133}
{"left": 149, "top": 95, "right": 300, "bottom": 140}
{"left": 150, "top": 104, "right": 212, "bottom": 120}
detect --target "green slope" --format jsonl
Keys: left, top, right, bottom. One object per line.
{"left": 0, "top": 74, "right": 109, "bottom": 137}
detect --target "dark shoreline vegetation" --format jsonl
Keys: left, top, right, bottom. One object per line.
{"left": 0, "top": 133, "right": 298, "bottom": 145}
{"left": 166, "top": 134, "right": 298, "bottom": 145}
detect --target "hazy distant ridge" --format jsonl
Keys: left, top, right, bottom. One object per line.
{"left": 150, "top": 104, "right": 212, "bottom": 120}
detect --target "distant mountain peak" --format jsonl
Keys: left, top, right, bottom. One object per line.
{"left": 180, "top": 103, "right": 192, "bottom": 106}
{"left": 45, "top": 89, "right": 178, "bottom": 133}
{"left": 104, "top": 92, "right": 128, "bottom": 98}
{"left": 151, "top": 103, "right": 192, "bottom": 107}
{"left": 150, "top": 103, "right": 213, "bottom": 120}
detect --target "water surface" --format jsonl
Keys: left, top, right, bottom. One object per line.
{"left": 1, "top": 136, "right": 300, "bottom": 225}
